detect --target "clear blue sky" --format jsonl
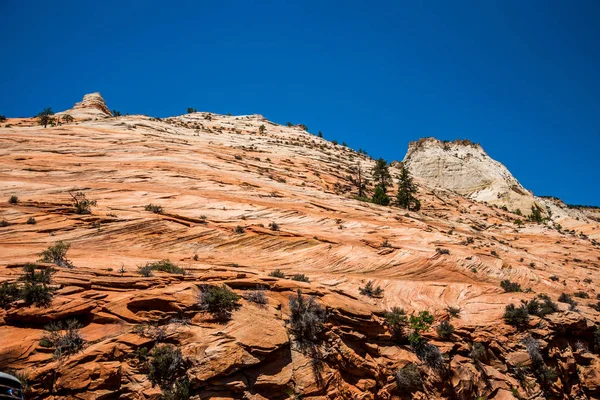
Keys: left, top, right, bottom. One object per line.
{"left": 1, "top": 0, "right": 598, "bottom": 205}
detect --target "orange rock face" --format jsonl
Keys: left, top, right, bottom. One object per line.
{"left": 0, "top": 96, "right": 599, "bottom": 399}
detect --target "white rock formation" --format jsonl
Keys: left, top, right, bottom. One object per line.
{"left": 402, "top": 137, "right": 538, "bottom": 213}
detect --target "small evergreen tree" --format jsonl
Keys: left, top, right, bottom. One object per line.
{"left": 186, "top": 107, "right": 197, "bottom": 114}
{"left": 62, "top": 114, "right": 74, "bottom": 123}
{"left": 384, "top": 307, "right": 408, "bottom": 340}
{"left": 370, "top": 158, "right": 392, "bottom": 205}
{"left": 371, "top": 158, "right": 392, "bottom": 188}
{"left": 258, "top": 124, "right": 266, "bottom": 134}
{"left": 372, "top": 185, "right": 390, "bottom": 206}
{"left": 112, "top": 110, "right": 122, "bottom": 117}
{"left": 436, "top": 320, "right": 454, "bottom": 339}
{"left": 39, "top": 241, "right": 73, "bottom": 268}
{"left": 37, "top": 108, "right": 55, "bottom": 128}
{"left": 528, "top": 206, "right": 544, "bottom": 223}
{"left": 70, "top": 191, "right": 97, "bottom": 214}
{"left": 396, "top": 167, "right": 420, "bottom": 211}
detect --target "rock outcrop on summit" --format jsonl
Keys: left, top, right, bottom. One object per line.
{"left": 403, "top": 138, "right": 537, "bottom": 213}
{"left": 0, "top": 94, "right": 599, "bottom": 399}
{"left": 57, "top": 92, "right": 112, "bottom": 119}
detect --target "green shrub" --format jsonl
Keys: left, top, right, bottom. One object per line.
{"left": 147, "top": 345, "right": 187, "bottom": 390}
{"left": 524, "top": 294, "right": 559, "bottom": 317}
{"left": 21, "top": 282, "right": 54, "bottom": 307}
{"left": 291, "top": 274, "right": 309, "bottom": 283}
{"left": 245, "top": 289, "right": 268, "bottom": 305}
{"left": 359, "top": 280, "right": 384, "bottom": 297}
{"left": 574, "top": 291, "right": 589, "bottom": 299}
{"left": 9, "top": 195, "right": 18, "bottom": 204}
{"left": 436, "top": 320, "right": 454, "bottom": 339}
{"left": 408, "top": 311, "right": 434, "bottom": 347}
{"left": 446, "top": 306, "right": 461, "bottom": 318}
{"left": 395, "top": 363, "right": 422, "bottom": 391}
{"left": 0, "top": 282, "right": 20, "bottom": 307}
{"left": 384, "top": 307, "right": 408, "bottom": 340}
{"left": 198, "top": 284, "right": 240, "bottom": 319}
{"left": 145, "top": 259, "right": 184, "bottom": 274}
{"left": 288, "top": 290, "right": 327, "bottom": 344}
{"left": 0, "top": 220, "right": 10, "bottom": 227}
{"left": 371, "top": 185, "right": 390, "bottom": 206}
{"left": 410, "top": 311, "right": 434, "bottom": 332}
{"left": 62, "top": 114, "right": 74, "bottom": 123}
{"left": 37, "top": 108, "right": 55, "bottom": 128}
{"left": 269, "top": 269, "right": 285, "bottom": 278}
{"left": 268, "top": 221, "right": 280, "bottom": 231}
{"left": 558, "top": 293, "right": 577, "bottom": 310}
{"left": 549, "top": 275, "right": 559, "bottom": 282}
{"left": 39, "top": 241, "right": 73, "bottom": 268}
{"left": 21, "top": 264, "right": 55, "bottom": 284}
{"left": 501, "top": 280, "right": 522, "bottom": 292}
{"left": 69, "top": 192, "right": 97, "bottom": 214}
{"left": 42, "top": 320, "right": 85, "bottom": 358}
{"left": 234, "top": 225, "right": 245, "bottom": 234}
{"left": 504, "top": 304, "right": 529, "bottom": 327}
{"left": 436, "top": 248, "right": 450, "bottom": 255}
{"left": 1, "top": 265, "right": 56, "bottom": 307}
{"left": 0, "top": 115, "right": 6, "bottom": 122}
{"left": 26, "top": 217, "right": 36, "bottom": 225}
{"left": 527, "top": 205, "right": 544, "bottom": 223}
{"left": 145, "top": 204, "right": 163, "bottom": 214}
{"left": 138, "top": 265, "right": 153, "bottom": 277}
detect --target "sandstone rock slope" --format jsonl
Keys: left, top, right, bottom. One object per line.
{"left": 0, "top": 94, "right": 599, "bottom": 399}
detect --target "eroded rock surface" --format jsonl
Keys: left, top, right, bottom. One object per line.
{"left": 57, "top": 92, "right": 112, "bottom": 119}
{"left": 0, "top": 96, "right": 599, "bottom": 399}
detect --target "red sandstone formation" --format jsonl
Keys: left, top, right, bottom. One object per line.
{"left": 0, "top": 94, "right": 598, "bottom": 399}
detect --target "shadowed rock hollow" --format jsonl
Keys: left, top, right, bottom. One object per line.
{"left": 0, "top": 93, "right": 599, "bottom": 399}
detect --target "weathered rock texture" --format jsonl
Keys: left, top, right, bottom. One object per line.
{"left": 57, "top": 92, "right": 112, "bottom": 119}
{"left": 0, "top": 95, "right": 599, "bottom": 399}
{"left": 403, "top": 138, "right": 538, "bottom": 213}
